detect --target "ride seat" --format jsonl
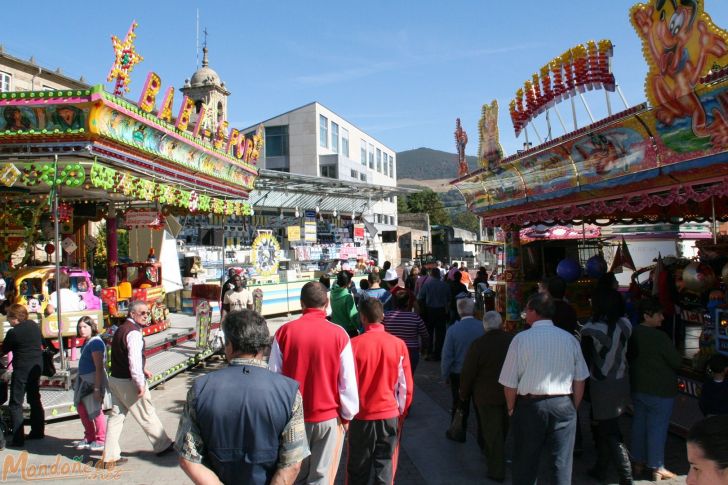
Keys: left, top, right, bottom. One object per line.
{"left": 139, "top": 283, "right": 152, "bottom": 289}
{"left": 118, "top": 281, "right": 132, "bottom": 300}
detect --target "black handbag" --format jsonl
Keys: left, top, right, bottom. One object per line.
{"left": 42, "top": 348, "right": 56, "bottom": 377}
{"left": 445, "top": 407, "right": 466, "bottom": 443}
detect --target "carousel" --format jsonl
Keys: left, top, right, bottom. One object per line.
{"left": 0, "top": 21, "right": 260, "bottom": 419}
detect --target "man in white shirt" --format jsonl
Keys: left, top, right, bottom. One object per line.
{"left": 498, "top": 292, "right": 589, "bottom": 485}
{"left": 102, "top": 300, "right": 174, "bottom": 468}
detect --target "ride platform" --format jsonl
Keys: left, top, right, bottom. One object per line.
{"left": 2, "top": 312, "right": 220, "bottom": 422}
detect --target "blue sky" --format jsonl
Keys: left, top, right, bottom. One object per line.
{"left": 3, "top": 0, "right": 728, "bottom": 159}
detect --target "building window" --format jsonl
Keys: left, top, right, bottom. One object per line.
{"left": 383, "top": 153, "right": 389, "bottom": 176}
{"left": 388, "top": 154, "right": 394, "bottom": 177}
{"left": 368, "top": 143, "right": 374, "bottom": 169}
{"left": 376, "top": 149, "right": 382, "bottom": 173}
{"left": 331, "top": 122, "right": 339, "bottom": 154}
{"left": 360, "top": 173, "right": 367, "bottom": 182}
{"left": 265, "top": 125, "right": 289, "bottom": 157}
{"left": 321, "top": 165, "right": 337, "bottom": 178}
{"left": 351, "top": 169, "right": 358, "bottom": 179}
{"left": 360, "top": 140, "right": 367, "bottom": 166}
{"left": 319, "top": 114, "right": 328, "bottom": 148}
{"left": 0, "top": 72, "right": 11, "bottom": 92}
{"left": 341, "top": 128, "right": 349, "bottom": 157}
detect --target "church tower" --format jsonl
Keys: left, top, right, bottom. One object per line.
{"left": 180, "top": 45, "right": 230, "bottom": 134}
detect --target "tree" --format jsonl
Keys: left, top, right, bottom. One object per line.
{"left": 451, "top": 210, "right": 480, "bottom": 234}
{"left": 402, "top": 189, "right": 451, "bottom": 226}
{"left": 92, "top": 221, "right": 129, "bottom": 280}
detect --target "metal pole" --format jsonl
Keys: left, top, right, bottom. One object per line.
{"left": 523, "top": 125, "right": 530, "bottom": 148}
{"left": 712, "top": 195, "right": 718, "bottom": 244}
{"left": 53, "top": 155, "right": 66, "bottom": 372}
{"left": 570, "top": 96, "right": 578, "bottom": 131}
{"left": 579, "top": 93, "right": 596, "bottom": 123}
{"left": 530, "top": 123, "right": 544, "bottom": 145}
{"left": 552, "top": 106, "right": 568, "bottom": 133}
{"left": 605, "top": 90, "right": 613, "bottom": 116}
{"left": 616, "top": 84, "right": 630, "bottom": 109}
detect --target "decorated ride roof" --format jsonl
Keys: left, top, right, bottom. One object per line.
{"left": 0, "top": 86, "right": 258, "bottom": 216}
{"left": 453, "top": 0, "right": 728, "bottom": 229}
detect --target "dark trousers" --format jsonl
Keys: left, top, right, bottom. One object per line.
{"left": 593, "top": 417, "right": 633, "bottom": 483}
{"left": 347, "top": 417, "right": 400, "bottom": 485}
{"left": 9, "top": 364, "right": 44, "bottom": 445}
{"left": 408, "top": 348, "right": 420, "bottom": 373}
{"left": 512, "top": 395, "right": 576, "bottom": 485}
{"left": 424, "top": 307, "right": 447, "bottom": 358}
{"left": 475, "top": 402, "right": 509, "bottom": 481}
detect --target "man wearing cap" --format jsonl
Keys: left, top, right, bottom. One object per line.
{"left": 498, "top": 292, "right": 589, "bottom": 484}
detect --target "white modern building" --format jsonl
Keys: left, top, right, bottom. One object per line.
{"left": 243, "top": 102, "right": 402, "bottom": 261}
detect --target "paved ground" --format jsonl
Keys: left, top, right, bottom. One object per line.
{"left": 0, "top": 314, "right": 691, "bottom": 484}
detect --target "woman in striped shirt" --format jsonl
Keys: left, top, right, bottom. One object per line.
{"left": 382, "top": 290, "right": 429, "bottom": 372}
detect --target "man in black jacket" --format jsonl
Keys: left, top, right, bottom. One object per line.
{"left": 2, "top": 303, "right": 44, "bottom": 448}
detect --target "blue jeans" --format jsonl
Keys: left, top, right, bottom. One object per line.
{"left": 630, "top": 392, "right": 674, "bottom": 469}
{"left": 512, "top": 395, "right": 576, "bottom": 485}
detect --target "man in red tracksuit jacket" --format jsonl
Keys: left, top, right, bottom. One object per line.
{"left": 347, "top": 297, "right": 413, "bottom": 485}
{"left": 269, "top": 282, "right": 359, "bottom": 485}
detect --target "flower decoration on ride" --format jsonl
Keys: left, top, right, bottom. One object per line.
{"left": 107, "top": 21, "right": 143, "bottom": 96}
{"left": 90, "top": 163, "right": 116, "bottom": 190}
{"left": 50, "top": 202, "right": 73, "bottom": 223}
{"left": 60, "top": 163, "right": 86, "bottom": 187}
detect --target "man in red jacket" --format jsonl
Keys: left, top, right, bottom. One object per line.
{"left": 269, "top": 282, "right": 359, "bottom": 485}
{"left": 347, "top": 297, "right": 413, "bottom": 485}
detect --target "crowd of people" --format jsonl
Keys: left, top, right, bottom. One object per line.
{"left": 2, "top": 261, "right": 728, "bottom": 485}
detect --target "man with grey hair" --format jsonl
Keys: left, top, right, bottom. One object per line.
{"left": 441, "top": 297, "right": 485, "bottom": 441}
{"left": 459, "top": 311, "right": 513, "bottom": 482}
{"left": 103, "top": 300, "right": 174, "bottom": 469}
{"left": 176, "top": 310, "right": 309, "bottom": 484}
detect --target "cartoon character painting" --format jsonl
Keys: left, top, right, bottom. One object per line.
{"left": 478, "top": 100, "right": 504, "bottom": 170}
{"left": 631, "top": 0, "right": 728, "bottom": 147}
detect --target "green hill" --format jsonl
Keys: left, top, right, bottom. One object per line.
{"left": 396, "top": 147, "right": 479, "bottom": 180}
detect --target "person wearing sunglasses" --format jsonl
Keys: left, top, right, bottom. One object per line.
{"left": 101, "top": 300, "right": 174, "bottom": 469}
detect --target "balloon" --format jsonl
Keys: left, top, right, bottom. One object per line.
{"left": 586, "top": 255, "right": 608, "bottom": 279}
{"left": 45, "top": 243, "right": 55, "bottom": 255}
{"left": 556, "top": 258, "right": 582, "bottom": 283}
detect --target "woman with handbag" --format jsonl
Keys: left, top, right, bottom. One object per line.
{"left": 581, "top": 289, "right": 634, "bottom": 484}
{"left": 1, "top": 304, "right": 44, "bottom": 448}
{"left": 72, "top": 316, "right": 109, "bottom": 452}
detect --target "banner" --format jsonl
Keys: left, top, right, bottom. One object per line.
{"left": 304, "top": 221, "right": 317, "bottom": 242}
{"left": 287, "top": 225, "right": 301, "bottom": 241}
{"left": 124, "top": 209, "right": 165, "bottom": 230}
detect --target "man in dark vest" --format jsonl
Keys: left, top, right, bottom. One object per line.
{"left": 175, "top": 309, "right": 309, "bottom": 484}
{"left": 102, "top": 300, "right": 174, "bottom": 468}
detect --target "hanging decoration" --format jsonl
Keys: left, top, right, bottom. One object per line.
{"left": 107, "top": 21, "right": 143, "bottom": 96}
{"left": 123, "top": 209, "right": 166, "bottom": 230}
{"left": 50, "top": 202, "right": 74, "bottom": 223}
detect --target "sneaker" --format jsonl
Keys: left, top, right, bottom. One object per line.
{"left": 88, "top": 441, "right": 104, "bottom": 452}
{"left": 75, "top": 439, "right": 91, "bottom": 450}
